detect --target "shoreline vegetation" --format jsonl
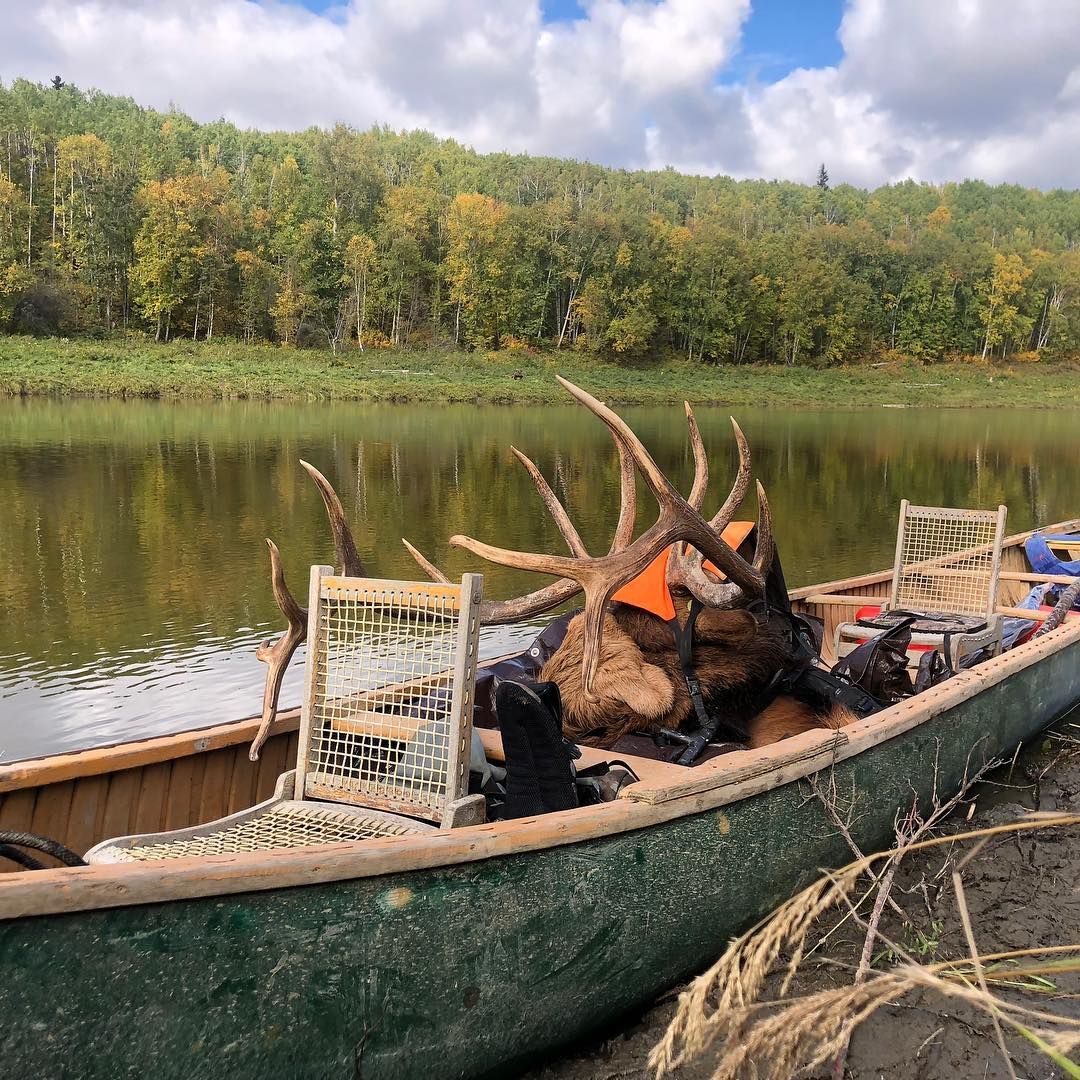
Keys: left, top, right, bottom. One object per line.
{"left": 2, "top": 80, "right": 1079, "bottom": 377}
{"left": 0, "top": 337, "right": 1078, "bottom": 407}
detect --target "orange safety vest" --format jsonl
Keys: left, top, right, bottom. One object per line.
{"left": 611, "top": 521, "right": 755, "bottom": 620}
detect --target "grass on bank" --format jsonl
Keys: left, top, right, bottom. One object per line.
{"left": 1, "top": 336, "right": 1078, "bottom": 408}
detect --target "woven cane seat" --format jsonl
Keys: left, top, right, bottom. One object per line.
{"left": 835, "top": 503, "right": 1007, "bottom": 670}
{"left": 88, "top": 799, "right": 435, "bottom": 864}
{"left": 85, "top": 572, "right": 484, "bottom": 865}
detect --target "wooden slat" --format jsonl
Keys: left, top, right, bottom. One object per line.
{"left": 30, "top": 781, "right": 75, "bottom": 852}
{"left": 0, "top": 789, "right": 38, "bottom": 872}
{"left": 132, "top": 763, "right": 171, "bottom": 835}
{"left": 897, "top": 568, "right": 1080, "bottom": 587}
{"left": 998, "top": 606, "right": 1080, "bottom": 624}
{"left": 64, "top": 776, "right": 110, "bottom": 857}
{"left": 163, "top": 756, "right": 196, "bottom": 833}
{"left": 803, "top": 593, "right": 889, "bottom": 606}
{"left": 253, "top": 731, "right": 291, "bottom": 804}
{"left": 225, "top": 747, "right": 258, "bottom": 817}
{"left": 327, "top": 710, "right": 425, "bottom": 740}
{"left": 198, "top": 748, "right": 236, "bottom": 824}
{"left": 1002, "top": 571, "right": 1080, "bottom": 585}
{"left": 284, "top": 732, "right": 300, "bottom": 768}
{"left": 186, "top": 754, "right": 207, "bottom": 830}
{"left": 99, "top": 769, "right": 142, "bottom": 843}
{"left": 0, "top": 788, "right": 37, "bottom": 832}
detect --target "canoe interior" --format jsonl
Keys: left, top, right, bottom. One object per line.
{"left": 2, "top": 518, "right": 1077, "bottom": 873}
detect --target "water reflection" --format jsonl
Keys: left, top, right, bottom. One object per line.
{"left": 1, "top": 398, "right": 1076, "bottom": 761}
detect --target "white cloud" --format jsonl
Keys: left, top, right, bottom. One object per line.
{"left": 1, "top": 0, "right": 1078, "bottom": 188}
{"left": 748, "top": 0, "right": 1080, "bottom": 187}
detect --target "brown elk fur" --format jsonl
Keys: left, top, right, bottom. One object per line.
{"left": 540, "top": 598, "right": 856, "bottom": 750}
{"left": 745, "top": 695, "right": 856, "bottom": 748}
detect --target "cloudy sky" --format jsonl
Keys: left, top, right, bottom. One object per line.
{"left": 3, "top": 0, "right": 1078, "bottom": 189}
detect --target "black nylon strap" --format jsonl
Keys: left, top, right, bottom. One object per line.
{"left": 668, "top": 600, "right": 712, "bottom": 731}
{"left": 668, "top": 600, "right": 727, "bottom": 765}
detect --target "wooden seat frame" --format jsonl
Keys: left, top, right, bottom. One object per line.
{"left": 85, "top": 569, "right": 485, "bottom": 863}
{"left": 834, "top": 502, "right": 1008, "bottom": 671}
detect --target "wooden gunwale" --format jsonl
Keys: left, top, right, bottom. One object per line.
{"left": 1, "top": 516, "right": 1078, "bottom": 922}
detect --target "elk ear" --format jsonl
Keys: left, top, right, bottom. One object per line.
{"left": 585, "top": 631, "right": 675, "bottom": 719}
{"left": 695, "top": 607, "right": 759, "bottom": 646}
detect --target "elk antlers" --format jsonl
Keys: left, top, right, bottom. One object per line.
{"left": 250, "top": 459, "right": 365, "bottom": 761}
{"left": 667, "top": 411, "right": 774, "bottom": 609}
{"left": 445, "top": 377, "right": 773, "bottom": 699}
{"left": 255, "top": 379, "right": 772, "bottom": 751}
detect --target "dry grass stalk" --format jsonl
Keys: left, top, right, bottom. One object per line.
{"left": 951, "top": 867, "right": 1016, "bottom": 1080}
{"left": 650, "top": 812, "right": 1080, "bottom": 1079}
{"left": 817, "top": 742, "right": 1001, "bottom": 1079}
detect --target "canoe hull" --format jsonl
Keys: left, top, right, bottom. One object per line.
{"left": 3, "top": 626, "right": 1077, "bottom": 1078}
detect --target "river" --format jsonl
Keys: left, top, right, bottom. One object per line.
{"left": 2, "top": 398, "right": 1078, "bottom": 762}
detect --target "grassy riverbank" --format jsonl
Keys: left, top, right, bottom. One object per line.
{"left": 1, "top": 336, "right": 1078, "bottom": 407}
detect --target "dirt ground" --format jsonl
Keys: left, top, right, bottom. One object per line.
{"left": 526, "top": 720, "right": 1080, "bottom": 1080}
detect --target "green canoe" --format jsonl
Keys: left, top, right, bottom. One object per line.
{"left": 2, "top": 517, "right": 1079, "bottom": 1078}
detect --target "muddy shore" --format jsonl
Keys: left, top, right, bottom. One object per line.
{"left": 528, "top": 719, "right": 1080, "bottom": 1079}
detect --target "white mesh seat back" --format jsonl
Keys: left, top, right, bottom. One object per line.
{"left": 889, "top": 502, "right": 1008, "bottom": 618}
{"left": 297, "top": 568, "right": 483, "bottom": 824}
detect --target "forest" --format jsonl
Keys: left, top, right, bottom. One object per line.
{"left": 1, "top": 77, "right": 1079, "bottom": 366}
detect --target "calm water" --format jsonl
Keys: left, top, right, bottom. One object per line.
{"left": 1, "top": 399, "right": 1078, "bottom": 763}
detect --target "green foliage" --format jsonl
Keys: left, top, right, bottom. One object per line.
{"left": 1, "top": 78, "right": 1080, "bottom": 364}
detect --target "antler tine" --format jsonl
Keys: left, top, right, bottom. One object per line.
{"left": 403, "top": 539, "right": 584, "bottom": 623}
{"left": 708, "top": 417, "right": 751, "bottom": 532}
{"left": 478, "top": 578, "right": 584, "bottom": 625}
{"left": 608, "top": 437, "right": 637, "bottom": 554}
{"left": 751, "top": 481, "right": 775, "bottom": 576}
{"left": 402, "top": 538, "right": 451, "bottom": 583}
{"left": 450, "top": 534, "right": 579, "bottom": 578}
{"left": 299, "top": 459, "right": 365, "bottom": 576}
{"left": 684, "top": 402, "right": 709, "bottom": 512}
{"left": 556, "top": 376, "right": 682, "bottom": 509}
{"left": 510, "top": 446, "right": 588, "bottom": 558}
{"left": 251, "top": 539, "right": 307, "bottom": 761}
{"left": 670, "top": 481, "right": 774, "bottom": 608}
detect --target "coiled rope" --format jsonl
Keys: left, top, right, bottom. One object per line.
{"left": 0, "top": 829, "right": 86, "bottom": 870}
